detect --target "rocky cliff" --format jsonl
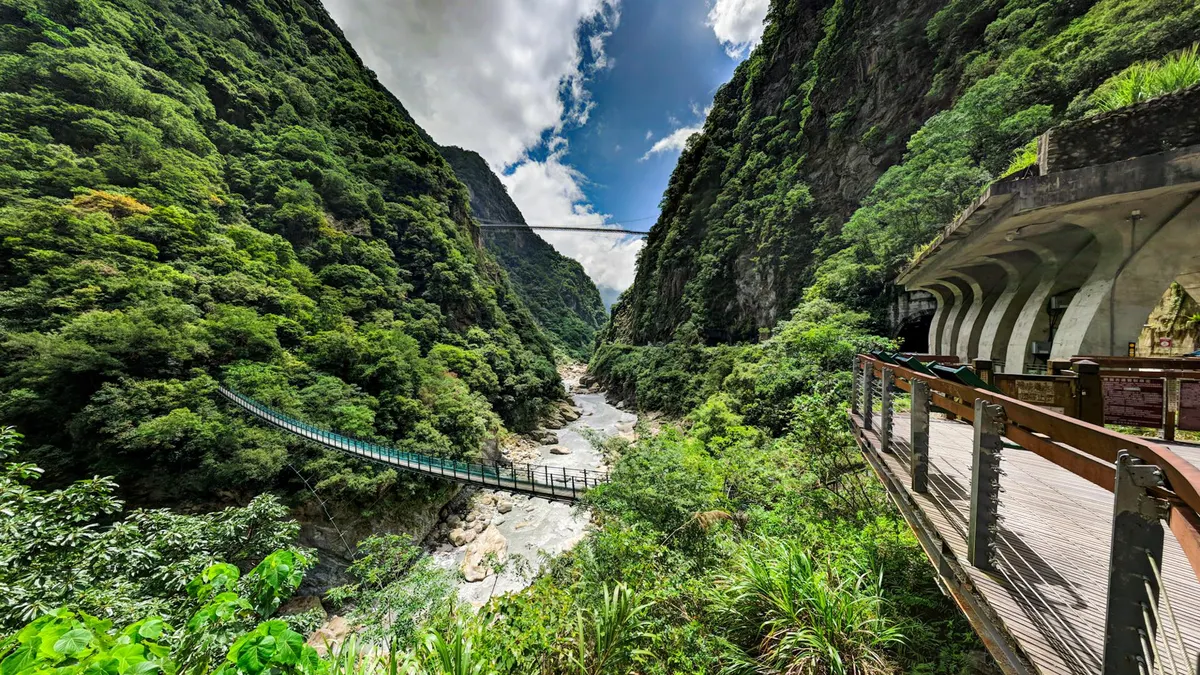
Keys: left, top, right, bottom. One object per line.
{"left": 604, "top": 0, "right": 1200, "bottom": 346}
{"left": 440, "top": 146, "right": 607, "bottom": 359}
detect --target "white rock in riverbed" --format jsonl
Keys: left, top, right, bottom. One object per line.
{"left": 550, "top": 445, "right": 572, "bottom": 455}
{"left": 496, "top": 499, "right": 513, "bottom": 514}
{"left": 460, "top": 526, "right": 508, "bottom": 582}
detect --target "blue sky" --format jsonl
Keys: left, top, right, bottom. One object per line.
{"left": 322, "top": 0, "right": 769, "bottom": 293}
{"left": 525, "top": 0, "right": 741, "bottom": 228}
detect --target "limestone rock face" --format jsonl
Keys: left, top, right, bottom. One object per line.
{"left": 306, "top": 615, "right": 352, "bottom": 657}
{"left": 460, "top": 525, "right": 508, "bottom": 582}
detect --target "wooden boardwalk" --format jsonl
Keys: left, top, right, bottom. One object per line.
{"left": 857, "top": 410, "right": 1200, "bottom": 675}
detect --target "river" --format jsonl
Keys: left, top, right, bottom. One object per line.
{"left": 428, "top": 380, "right": 636, "bottom": 605}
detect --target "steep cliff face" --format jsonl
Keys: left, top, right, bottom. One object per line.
{"left": 440, "top": 146, "right": 607, "bottom": 359}
{"left": 605, "top": 0, "right": 1200, "bottom": 346}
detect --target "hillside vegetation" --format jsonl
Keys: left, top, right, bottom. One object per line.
{"left": 440, "top": 146, "right": 607, "bottom": 360}
{"left": 0, "top": 0, "right": 563, "bottom": 507}
{"left": 604, "top": 0, "right": 1200, "bottom": 346}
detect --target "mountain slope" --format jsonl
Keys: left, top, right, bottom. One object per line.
{"left": 604, "top": 0, "right": 1200, "bottom": 346}
{"left": 0, "top": 0, "right": 562, "bottom": 501}
{"left": 440, "top": 146, "right": 606, "bottom": 360}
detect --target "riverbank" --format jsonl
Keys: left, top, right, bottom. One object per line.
{"left": 426, "top": 366, "right": 637, "bottom": 605}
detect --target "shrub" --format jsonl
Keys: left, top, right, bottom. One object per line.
{"left": 715, "top": 538, "right": 904, "bottom": 675}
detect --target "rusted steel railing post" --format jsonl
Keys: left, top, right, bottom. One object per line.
{"left": 910, "top": 379, "right": 930, "bottom": 494}
{"left": 850, "top": 358, "right": 861, "bottom": 417}
{"left": 880, "top": 368, "right": 895, "bottom": 452}
{"left": 863, "top": 361, "right": 875, "bottom": 432}
{"left": 1075, "top": 360, "right": 1104, "bottom": 426}
{"left": 973, "top": 358, "right": 993, "bottom": 385}
{"left": 1101, "top": 451, "right": 1165, "bottom": 675}
{"left": 968, "top": 399, "right": 1005, "bottom": 572}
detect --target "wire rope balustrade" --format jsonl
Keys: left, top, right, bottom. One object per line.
{"left": 216, "top": 386, "right": 608, "bottom": 502}
{"left": 851, "top": 355, "right": 1200, "bottom": 675}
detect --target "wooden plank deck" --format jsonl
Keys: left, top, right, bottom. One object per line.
{"left": 855, "top": 409, "right": 1200, "bottom": 675}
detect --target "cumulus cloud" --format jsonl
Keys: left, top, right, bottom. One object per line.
{"left": 503, "top": 143, "right": 644, "bottom": 292}
{"left": 707, "top": 0, "right": 770, "bottom": 58}
{"left": 323, "top": 0, "right": 618, "bottom": 167}
{"left": 322, "top": 0, "right": 645, "bottom": 292}
{"left": 640, "top": 126, "right": 701, "bottom": 160}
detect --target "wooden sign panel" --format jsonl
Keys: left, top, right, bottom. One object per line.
{"left": 1179, "top": 380, "right": 1200, "bottom": 431}
{"left": 1102, "top": 377, "right": 1164, "bottom": 428}
{"left": 994, "top": 374, "right": 1074, "bottom": 415}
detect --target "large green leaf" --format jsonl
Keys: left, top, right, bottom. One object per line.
{"left": 0, "top": 646, "right": 37, "bottom": 675}
{"left": 234, "top": 634, "right": 276, "bottom": 675}
{"left": 53, "top": 628, "right": 93, "bottom": 656}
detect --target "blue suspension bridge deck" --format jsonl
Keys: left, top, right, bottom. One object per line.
{"left": 218, "top": 387, "right": 607, "bottom": 502}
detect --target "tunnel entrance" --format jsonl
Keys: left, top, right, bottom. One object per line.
{"left": 895, "top": 312, "right": 932, "bottom": 353}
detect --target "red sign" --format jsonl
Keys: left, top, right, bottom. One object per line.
{"left": 1158, "top": 337, "right": 1174, "bottom": 349}
{"left": 1103, "top": 377, "right": 1164, "bottom": 428}
{"left": 1179, "top": 381, "right": 1200, "bottom": 431}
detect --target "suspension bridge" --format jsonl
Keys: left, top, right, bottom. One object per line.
{"left": 218, "top": 387, "right": 606, "bottom": 502}
{"left": 477, "top": 221, "right": 648, "bottom": 237}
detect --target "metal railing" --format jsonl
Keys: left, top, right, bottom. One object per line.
{"left": 852, "top": 355, "right": 1200, "bottom": 675}
{"left": 217, "top": 387, "right": 607, "bottom": 502}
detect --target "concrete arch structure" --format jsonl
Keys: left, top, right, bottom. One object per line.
{"left": 949, "top": 265, "right": 1009, "bottom": 362}
{"left": 897, "top": 142, "right": 1200, "bottom": 368}
{"left": 923, "top": 283, "right": 955, "bottom": 355}
{"left": 1051, "top": 194, "right": 1200, "bottom": 359}
{"left": 975, "top": 251, "right": 1041, "bottom": 368}
{"left": 939, "top": 277, "right": 974, "bottom": 358}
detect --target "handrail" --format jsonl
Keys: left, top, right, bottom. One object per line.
{"left": 858, "top": 354, "right": 1200, "bottom": 582}
{"left": 216, "top": 386, "right": 607, "bottom": 501}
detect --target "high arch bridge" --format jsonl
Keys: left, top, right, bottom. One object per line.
{"left": 218, "top": 387, "right": 606, "bottom": 502}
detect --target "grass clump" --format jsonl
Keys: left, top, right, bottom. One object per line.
{"left": 1091, "top": 44, "right": 1200, "bottom": 113}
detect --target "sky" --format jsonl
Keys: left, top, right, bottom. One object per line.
{"left": 321, "top": 0, "right": 771, "bottom": 297}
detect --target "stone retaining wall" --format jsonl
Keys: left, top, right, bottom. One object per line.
{"left": 1040, "top": 83, "right": 1200, "bottom": 174}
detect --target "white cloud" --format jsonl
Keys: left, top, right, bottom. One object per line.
{"left": 322, "top": 0, "right": 645, "bottom": 292}
{"left": 323, "top": 0, "right": 618, "bottom": 168}
{"left": 503, "top": 143, "right": 644, "bottom": 291}
{"left": 707, "top": 0, "right": 770, "bottom": 58}
{"left": 640, "top": 126, "right": 701, "bottom": 161}
{"left": 645, "top": 130, "right": 654, "bottom": 140}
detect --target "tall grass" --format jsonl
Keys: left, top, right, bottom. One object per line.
{"left": 1091, "top": 44, "right": 1200, "bottom": 113}
{"left": 569, "top": 584, "right": 653, "bottom": 675}
{"left": 716, "top": 538, "right": 904, "bottom": 675}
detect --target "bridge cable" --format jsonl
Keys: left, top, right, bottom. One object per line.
{"left": 287, "top": 462, "right": 356, "bottom": 560}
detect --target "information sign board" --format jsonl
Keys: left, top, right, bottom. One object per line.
{"left": 1179, "top": 380, "right": 1200, "bottom": 431}
{"left": 1102, "top": 377, "right": 1164, "bottom": 428}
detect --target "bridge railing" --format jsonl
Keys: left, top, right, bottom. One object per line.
{"left": 217, "top": 387, "right": 608, "bottom": 501}
{"left": 852, "top": 354, "right": 1200, "bottom": 675}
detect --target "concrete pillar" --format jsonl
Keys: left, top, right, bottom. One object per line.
{"left": 923, "top": 284, "right": 954, "bottom": 355}
{"left": 977, "top": 252, "right": 1040, "bottom": 368}
{"left": 1052, "top": 196, "right": 1200, "bottom": 360}
{"left": 1004, "top": 245, "right": 1063, "bottom": 373}
{"left": 940, "top": 277, "right": 973, "bottom": 359}
{"left": 950, "top": 265, "right": 1008, "bottom": 362}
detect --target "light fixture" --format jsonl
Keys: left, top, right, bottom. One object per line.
{"left": 1005, "top": 227, "right": 1023, "bottom": 242}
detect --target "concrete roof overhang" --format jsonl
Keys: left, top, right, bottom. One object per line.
{"left": 897, "top": 144, "right": 1200, "bottom": 289}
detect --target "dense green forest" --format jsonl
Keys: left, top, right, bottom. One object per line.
{"left": 0, "top": 0, "right": 565, "bottom": 508}
{"left": 604, "top": 0, "right": 1200, "bottom": 346}
{"left": 439, "top": 146, "right": 607, "bottom": 360}
{"left": 5, "top": 0, "right": 1200, "bottom": 673}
